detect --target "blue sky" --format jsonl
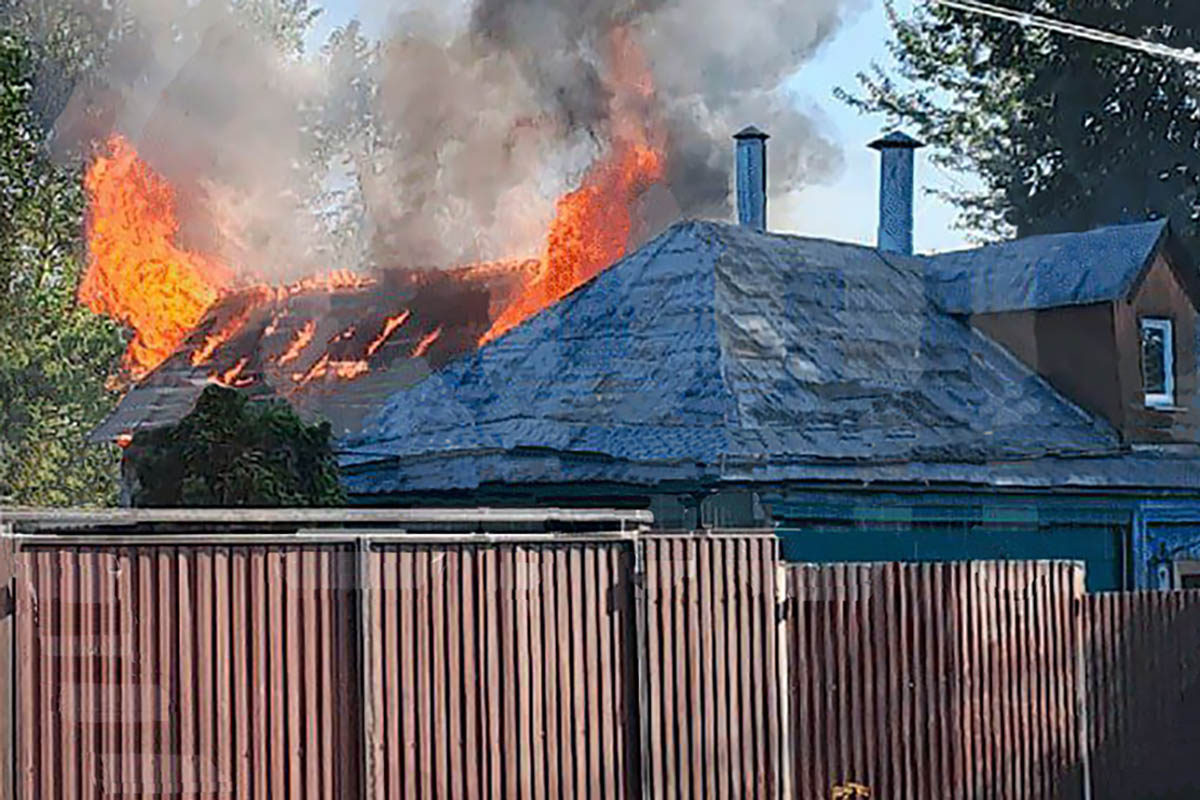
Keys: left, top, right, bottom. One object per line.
{"left": 308, "top": 0, "right": 973, "bottom": 254}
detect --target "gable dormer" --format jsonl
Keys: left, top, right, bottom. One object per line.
{"left": 926, "top": 220, "right": 1200, "bottom": 444}
{"left": 1113, "top": 247, "right": 1200, "bottom": 441}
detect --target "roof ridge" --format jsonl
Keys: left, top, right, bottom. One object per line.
{"left": 927, "top": 217, "right": 1169, "bottom": 259}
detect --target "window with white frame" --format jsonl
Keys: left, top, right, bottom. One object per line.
{"left": 1140, "top": 317, "right": 1175, "bottom": 408}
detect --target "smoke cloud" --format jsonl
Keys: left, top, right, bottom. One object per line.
{"left": 45, "top": 0, "right": 866, "bottom": 276}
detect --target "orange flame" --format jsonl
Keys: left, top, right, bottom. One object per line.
{"left": 412, "top": 326, "right": 443, "bottom": 358}
{"left": 191, "top": 295, "right": 266, "bottom": 366}
{"left": 80, "top": 135, "right": 231, "bottom": 378}
{"left": 214, "top": 357, "right": 253, "bottom": 387}
{"left": 367, "top": 311, "right": 411, "bottom": 357}
{"left": 278, "top": 320, "right": 317, "bottom": 365}
{"left": 481, "top": 29, "right": 665, "bottom": 343}
{"left": 291, "top": 354, "right": 369, "bottom": 385}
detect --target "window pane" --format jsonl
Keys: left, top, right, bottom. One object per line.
{"left": 1142, "top": 324, "right": 1167, "bottom": 395}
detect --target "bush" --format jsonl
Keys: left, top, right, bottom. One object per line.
{"left": 127, "top": 385, "right": 346, "bottom": 507}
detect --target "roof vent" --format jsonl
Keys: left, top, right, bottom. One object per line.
{"left": 734, "top": 125, "right": 769, "bottom": 232}
{"left": 869, "top": 131, "right": 924, "bottom": 255}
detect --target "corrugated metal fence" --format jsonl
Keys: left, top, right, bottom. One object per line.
{"left": 363, "top": 542, "right": 641, "bottom": 800}
{"left": 641, "top": 535, "right": 783, "bottom": 800}
{"left": 1084, "top": 590, "right": 1200, "bottom": 799}
{"left": 14, "top": 544, "right": 363, "bottom": 798}
{"left": 785, "top": 561, "right": 1088, "bottom": 800}
{"left": 5, "top": 521, "right": 1200, "bottom": 799}
{"left": 4, "top": 528, "right": 783, "bottom": 800}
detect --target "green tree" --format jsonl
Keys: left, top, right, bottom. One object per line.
{"left": 126, "top": 385, "right": 346, "bottom": 507}
{"left": 233, "top": 0, "right": 323, "bottom": 56}
{"left": 0, "top": 30, "right": 126, "bottom": 506}
{"left": 841, "top": 1, "right": 1200, "bottom": 249}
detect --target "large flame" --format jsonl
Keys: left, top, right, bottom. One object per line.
{"left": 80, "top": 28, "right": 666, "bottom": 386}
{"left": 80, "top": 135, "right": 232, "bottom": 378}
{"left": 482, "top": 27, "right": 666, "bottom": 343}
{"left": 481, "top": 140, "right": 664, "bottom": 343}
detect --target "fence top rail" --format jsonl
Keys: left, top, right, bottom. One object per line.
{"left": 785, "top": 559, "right": 1087, "bottom": 570}
{"left": 1086, "top": 588, "right": 1200, "bottom": 598}
{"left": 8, "top": 531, "right": 646, "bottom": 547}
{"left": 644, "top": 528, "right": 778, "bottom": 540}
{"left": 0, "top": 506, "right": 655, "bottom": 534}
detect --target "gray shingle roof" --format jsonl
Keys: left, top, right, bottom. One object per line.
{"left": 340, "top": 220, "right": 1129, "bottom": 495}
{"left": 925, "top": 219, "right": 1168, "bottom": 314}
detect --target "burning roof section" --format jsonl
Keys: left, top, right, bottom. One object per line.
{"left": 338, "top": 220, "right": 1137, "bottom": 495}
{"left": 90, "top": 259, "right": 538, "bottom": 442}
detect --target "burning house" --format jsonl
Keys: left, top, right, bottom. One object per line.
{"left": 93, "top": 122, "right": 1200, "bottom": 592}
{"left": 72, "top": 1, "right": 1200, "bottom": 593}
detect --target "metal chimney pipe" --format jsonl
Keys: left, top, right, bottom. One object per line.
{"left": 734, "top": 125, "right": 769, "bottom": 232}
{"left": 868, "top": 131, "right": 925, "bottom": 255}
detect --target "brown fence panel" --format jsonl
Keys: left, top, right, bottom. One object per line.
{"left": 365, "top": 541, "right": 641, "bottom": 800}
{"left": 1085, "top": 590, "right": 1200, "bottom": 798}
{"left": 786, "top": 561, "right": 1086, "bottom": 800}
{"left": 641, "top": 533, "right": 783, "bottom": 800}
{"left": 13, "top": 544, "right": 362, "bottom": 799}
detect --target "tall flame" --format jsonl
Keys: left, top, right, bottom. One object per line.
{"left": 80, "top": 135, "right": 232, "bottom": 378}
{"left": 482, "top": 140, "right": 664, "bottom": 343}
{"left": 482, "top": 27, "right": 666, "bottom": 343}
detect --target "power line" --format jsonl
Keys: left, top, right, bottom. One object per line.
{"left": 932, "top": 0, "right": 1200, "bottom": 65}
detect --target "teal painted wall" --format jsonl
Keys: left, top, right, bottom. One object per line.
{"left": 769, "top": 490, "right": 1135, "bottom": 592}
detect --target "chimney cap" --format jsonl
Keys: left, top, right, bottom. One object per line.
{"left": 734, "top": 125, "right": 770, "bottom": 141}
{"left": 869, "top": 131, "right": 924, "bottom": 150}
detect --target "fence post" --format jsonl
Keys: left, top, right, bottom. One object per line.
{"left": 633, "top": 535, "right": 653, "bottom": 800}
{"left": 357, "top": 537, "right": 376, "bottom": 800}
{"left": 0, "top": 528, "right": 13, "bottom": 800}
{"left": 775, "top": 561, "right": 794, "bottom": 800}
{"left": 1074, "top": 566, "right": 1093, "bottom": 800}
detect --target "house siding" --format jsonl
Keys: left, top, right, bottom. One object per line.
{"left": 972, "top": 302, "right": 1123, "bottom": 429}
{"left": 768, "top": 489, "right": 1133, "bottom": 592}
{"left": 1115, "top": 253, "right": 1200, "bottom": 442}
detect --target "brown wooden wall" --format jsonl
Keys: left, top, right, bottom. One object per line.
{"left": 785, "top": 561, "right": 1088, "bottom": 800}
{"left": 972, "top": 304, "right": 1122, "bottom": 429}
{"left": 1114, "top": 254, "right": 1200, "bottom": 442}
{"left": 1084, "top": 590, "right": 1200, "bottom": 798}
{"left": 364, "top": 542, "right": 641, "bottom": 800}
{"left": 641, "top": 535, "right": 783, "bottom": 800}
{"left": 0, "top": 533, "right": 14, "bottom": 800}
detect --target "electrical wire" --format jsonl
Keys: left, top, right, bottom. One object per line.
{"left": 932, "top": 0, "right": 1200, "bottom": 65}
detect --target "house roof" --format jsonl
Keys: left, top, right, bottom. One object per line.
{"left": 925, "top": 219, "right": 1170, "bottom": 314}
{"left": 91, "top": 260, "right": 538, "bottom": 442}
{"left": 340, "top": 220, "right": 1142, "bottom": 495}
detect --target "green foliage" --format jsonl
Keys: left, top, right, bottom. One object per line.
{"left": 231, "top": 0, "right": 324, "bottom": 56}
{"left": 127, "top": 385, "right": 346, "bottom": 507}
{"left": 0, "top": 30, "right": 125, "bottom": 507}
{"left": 842, "top": 1, "right": 1200, "bottom": 249}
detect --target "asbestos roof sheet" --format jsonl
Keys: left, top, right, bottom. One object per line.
{"left": 341, "top": 220, "right": 1131, "bottom": 493}
{"left": 925, "top": 219, "right": 1168, "bottom": 314}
